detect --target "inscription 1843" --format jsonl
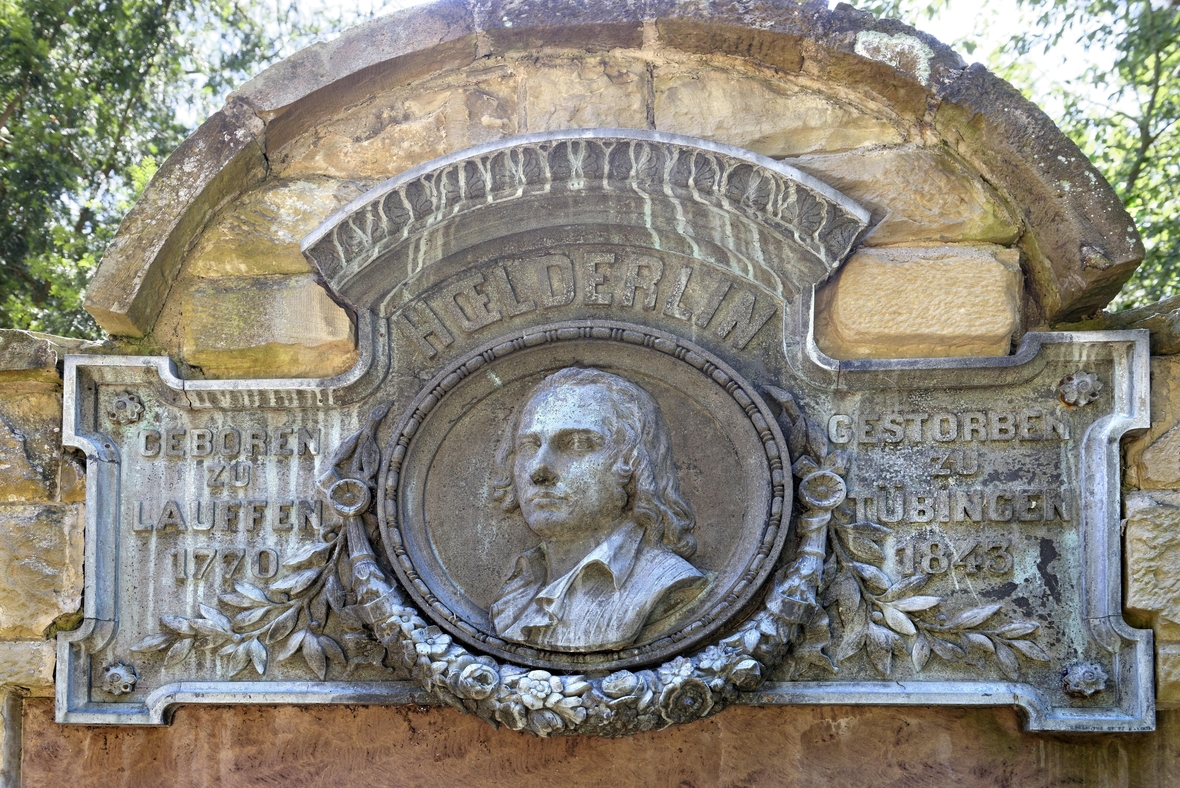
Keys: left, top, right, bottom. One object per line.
{"left": 56, "top": 130, "right": 1153, "bottom": 734}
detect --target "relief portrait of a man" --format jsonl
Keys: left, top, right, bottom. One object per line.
{"left": 489, "top": 367, "right": 708, "bottom": 652}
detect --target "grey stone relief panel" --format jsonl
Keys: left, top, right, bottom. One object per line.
{"left": 58, "top": 132, "right": 1153, "bottom": 733}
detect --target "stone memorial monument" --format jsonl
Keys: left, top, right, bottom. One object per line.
{"left": 51, "top": 125, "right": 1153, "bottom": 736}
{"left": 3, "top": 0, "right": 1180, "bottom": 783}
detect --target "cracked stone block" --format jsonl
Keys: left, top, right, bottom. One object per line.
{"left": 278, "top": 66, "right": 519, "bottom": 181}
{"left": 185, "top": 179, "right": 368, "bottom": 278}
{"left": 179, "top": 274, "right": 357, "bottom": 379}
{"left": 0, "top": 392, "right": 62, "bottom": 504}
{"left": 654, "top": 65, "right": 908, "bottom": 157}
{"left": 0, "top": 505, "right": 83, "bottom": 640}
{"left": 1124, "top": 357, "right": 1180, "bottom": 490}
{"left": 786, "top": 145, "right": 1021, "bottom": 246}
{"left": 0, "top": 641, "right": 55, "bottom": 690}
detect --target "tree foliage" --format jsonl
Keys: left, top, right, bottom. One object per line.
{"left": 1007, "top": 0, "right": 1179, "bottom": 311}
{"left": 0, "top": 0, "right": 346, "bottom": 337}
{"left": 859, "top": 0, "right": 1180, "bottom": 312}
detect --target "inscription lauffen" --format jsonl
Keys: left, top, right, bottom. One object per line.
{"left": 129, "top": 426, "right": 325, "bottom": 578}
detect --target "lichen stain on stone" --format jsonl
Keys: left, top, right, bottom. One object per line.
{"left": 853, "top": 31, "right": 934, "bottom": 86}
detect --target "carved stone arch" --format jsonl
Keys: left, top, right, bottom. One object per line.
{"left": 300, "top": 129, "right": 871, "bottom": 319}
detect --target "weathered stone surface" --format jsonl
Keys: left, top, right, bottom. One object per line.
{"left": 0, "top": 644, "right": 54, "bottom": 691}
{"left": 814, "top": 244, "right": 1022, "bottom": 359}
{"left": 1125, "top": 490, "right": 1180, "bottom": 706}
{"left": 1124, "top": 356, "right": 1180, "bottom": 489}
{"left": 787, "top": 145, "right": 1021, "bottom": 245}
{"left": 935, "top": 64, "right": 1142, "bottom": 323}
{"left": 179, "top": 274, "right": 356, "bottom": 379}
{"left": 231, "top": 0, "right": 477, "bottom": 151}
{"left": 654, "top": 1, "right": 966, "bottom": 98}
{"left": 653, "top": 64, "right": 909, "bottom": 156}
{"left": 0, "top": 505, "right": 83, "bottom": 639}
{"left": 0, "top": 333, "right": 55, "bottom": 381}
{"left": 85, "top": 99, "right": 268, "bottom": 337}
{"left": 277, "top": 64, "right": 519, "bottom": 180}
{"left": 481, "top": 0, "right": 647, "bottom": 54}
{"left": 1125, "top": 491, "right": 1180, "bottom": 623}
{"left": 21, "top": 702, "right": 1180, "bottom": 787}
{"left": 1059, "top": 293, "right": 1180, "bottom": 355}
{"left": 523, "top": 57, "right": 648, "bottom": 132}
{"left": 85, "top": 1, "right": 1140, "bottom": 340}
{"left": 1137, "top": 426, "right": 1180, "bottom": 490}
{"left": 1161, "top": 644, "right": 1180, "bottom": 706}
{"left": 0, "top": 391, "right": 63, "bottom": 504}
{"left": 185, "top": 179, "right": 367, "bottom": 277}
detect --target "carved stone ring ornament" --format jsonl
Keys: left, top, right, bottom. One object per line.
{"left": 309, "top": 321, "right": 824, "bottom": 735}
{"left": 378, "top": 322, "right": 791, "bottom": 672}
{"left": 328, "top": 478, "right": 370, "bottom": 516}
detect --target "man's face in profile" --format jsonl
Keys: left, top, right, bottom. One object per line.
{"left": 513, "top": 384, "right": 629, "bottom": 542}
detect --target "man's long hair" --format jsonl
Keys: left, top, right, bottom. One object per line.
{"left": 492, "top": 367, "right": 697, "bottom": 559}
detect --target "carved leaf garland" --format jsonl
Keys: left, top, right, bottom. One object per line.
{"left": 132, "top": 388, "right": 1052, "bottom": 735}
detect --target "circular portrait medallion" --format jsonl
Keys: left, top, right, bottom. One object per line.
{"left": 378, "top": 322, "right": 790, "bottom": 671}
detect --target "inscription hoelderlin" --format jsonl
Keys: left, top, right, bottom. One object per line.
{"left": 395, "top": 248, "right": 778, "bottom": 360}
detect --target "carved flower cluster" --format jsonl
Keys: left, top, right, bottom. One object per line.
{"left": 369, "top": 556, "right": 805, "bottom": 736}
{"left": 101, "top": 662, "right": 138, "bottom": 696}
{"left": 1058, "top": 371, "right": 1102, "bottom": 406}
{"left": 107, "top": 394, "right": 144, "bottom": 425}
{"left": 1062, "top": 662, "right": 1108, "bottom": 697}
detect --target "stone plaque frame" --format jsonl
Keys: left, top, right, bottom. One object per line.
{"left": 56, "top": 130, "right": 1155, "bottom": 733}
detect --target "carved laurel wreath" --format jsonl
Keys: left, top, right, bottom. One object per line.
{"left": 134, "top": 363, "right": 1050, "bottom": 738}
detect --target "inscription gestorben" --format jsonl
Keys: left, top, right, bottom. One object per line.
{"left": 56, "top": 130, "right": 1153, "bottom": 734}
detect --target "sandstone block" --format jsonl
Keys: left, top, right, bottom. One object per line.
{"left": 787, "top": 145, "right": 1021, "bottom": 246}
{"left": 522, "top": 57, "right": 648, "bottom": 133}
{"left": 481, "top": 0, "right": 646, "bottom": 53}
{"left": 1059, "top": 293, "right": 1180, "bottom": 356}
{"left": 935, "top": 64, "right": 1142, "bottom": 322}
{"left": 1160, "top": 644, "right": 1180, "bottom": 707}
{"left": 654, "top": 66, "right": 907, "bottom": 157}
{"left": 1123, "top": 356, "right": 1180, "bottom": 489}
{"left": 0, "top": 333, "right": 56, "bottom": 381}
{"left": 0, "top": 505, "right": 82, "bottom": 639}
{"left": 0, "top": 641, "right": 54, "bottom": 690}
{"left": 278, "top": 66, "right": 519, "bottom": 180}
{"left": 1124, "top": 491, "right": 1180, "bottom": 625}
{"left": 0, "top": 391, "right": 63, "bottom": 504}
{"left": 185, "top": 179, "right": 367, "bottom": 278}
{"left": 180, "top": 274, "right": 356, "bottom": 379}
{"left": 814, "top": 244, "right": 1022, "bottom": 359}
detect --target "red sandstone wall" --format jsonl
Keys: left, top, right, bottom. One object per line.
{"left": 22, "top": 701, "right": 1180, "bottom": 787}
